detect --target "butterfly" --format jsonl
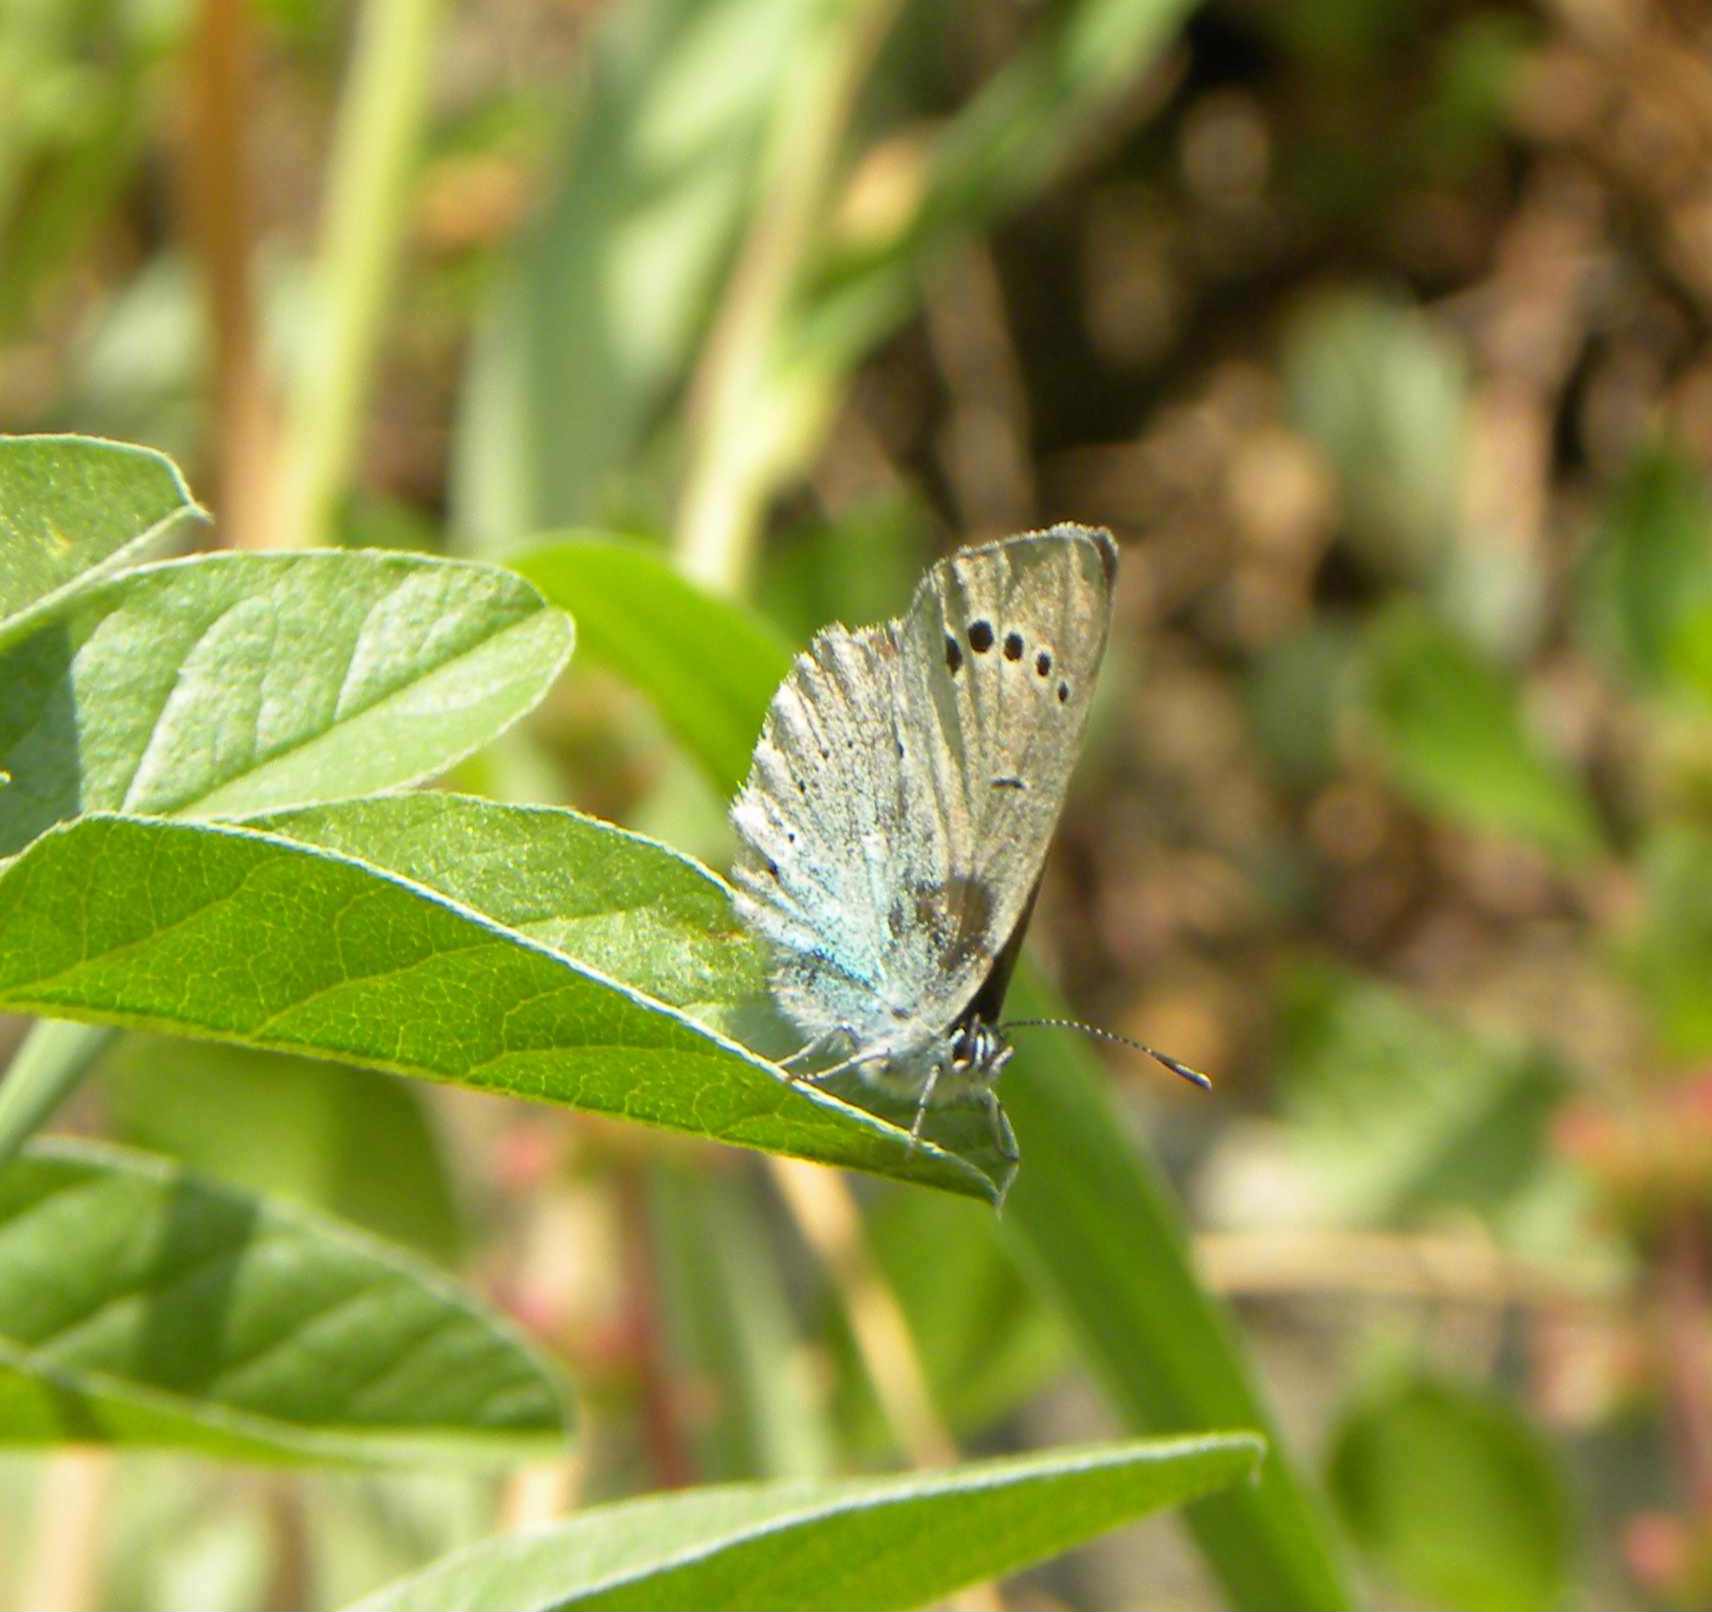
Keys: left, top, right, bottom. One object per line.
{"left": 730, "top": 523, "right": 1206, "bottom": 1160}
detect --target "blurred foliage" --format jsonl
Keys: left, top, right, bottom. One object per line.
{"left": 1276, "top": 961, "right": 1572, "bottom": 1229}
{"left": 1285, "top": 294, "right": 1468, "bottom": 581}
{"left": 1359, "top": 604, "right": 1604, "bottom": 863}
{"left": 100, "top": 1035, "right": 465, "bottom": 1266}
{"left": 10, "top": 0, "right": 1712, "bottom": 1604}
{"left": 1580, "top": 446, "right": 1712, "bottom": 709}
{"left": 1327, "top": 1369, "right": 1574, "bottom": 1612}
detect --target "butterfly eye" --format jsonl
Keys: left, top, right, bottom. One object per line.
{"left": 1003, "top": 632, "right": 1024, "bottom": 661}
{"left": 967, "top": 620, "right": 994, "bottom": 653}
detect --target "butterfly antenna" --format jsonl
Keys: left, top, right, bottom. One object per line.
{"left": 1000, "top": 1018, "right": 1213, "bottom": 1091}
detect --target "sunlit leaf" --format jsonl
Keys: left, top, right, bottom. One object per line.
{"left": 249, "top": 792, "right": 766, "bottom": 1031}
{"left": 0, "top": 811, "right": 1004, "bottom": 1202}
{"left": 349, "top": 1434, "right": 1263, "bottom": 1612}
{"left": 0, "top": 435, "right": 205, "bottom": 638}
{"left": 0, "top": 549, "right": 573, "bottom": 856}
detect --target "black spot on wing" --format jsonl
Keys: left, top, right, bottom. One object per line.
{"left": 968, "top": 620, "right": 994, "bottom": 653}
{"left": 1004, "top": 631, "right": 1024, "bottom": 660}
{"left": 945, "top": 633, "right": 963, "bottom": 675}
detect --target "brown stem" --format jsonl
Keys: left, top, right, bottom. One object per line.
{"left": 182, "top": 0, "right": 278, "bottom": 548}
{"left": 1659, "top": 1209, "right": 1712, "bottom": 1518}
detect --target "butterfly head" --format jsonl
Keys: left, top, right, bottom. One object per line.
{"left": 947, "top": 1015, "right": 1014, "bottom": 1084}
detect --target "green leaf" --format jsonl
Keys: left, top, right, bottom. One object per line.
{"left": 249, "top": 792, "right": 767, "bottom": 1031}
{"left": 997, "top": 969, "right": 1354, "bottom": 1612}
{"left": 1276, "top": 962, "right": 1570, "bottom": 1226}
{"left": 252, "top": 795, "right": 1012, "bottom": 1189}
{"left": 0, "top": 434, "right": 206, "bottom": 638}
{"left": 0, "top": 549, "right": 574, "bottom": 855}
{"left": 1361, "top": 604, "right": 1602, "bottom": 862}
{"left": 1328, "top": 1372, "right": 1573, "bottom": 1612}
{"left": 102, "top": 1035, "right": 464, "bottom": 1266}
{"left": 348, "top": 1433, "right": 1263, "bottom": 1611}
{"left": 0, "top": 811, "right": 1003, "bottom": 1202}
{"left": 0, "top": 1138, "right": 566, "bottom": 1462}
{"left": 513, "top": 537, "right": 792, "bottom": 800}
{"left": 1577, "top": 443, "right": 1712, "bottom": 702}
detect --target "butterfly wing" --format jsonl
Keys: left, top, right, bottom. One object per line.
{"left": 731, "top": 523, "right": 1117, "bottom": 1059}
{"left": 901, "top": 525, "right": 1117, "bottom": 1022}
{"left": 731, "top": 614, "right": 940, "bottom": 1051}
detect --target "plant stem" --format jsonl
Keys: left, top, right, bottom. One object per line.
{"left": 276, "top": 0, "right": 446, "bottom": 548}
{"left": 767, "top": 1158, "right": 956, "bottom": 1470}
{"left": 21, "top": 1451, "right": 112, "bottom": 1612}
{"left": 674, "top": 0, "right": 902, "bottom": 596}
{"left": 183, "top": 0, "right": 277, "bottom": 549}
{"left": 1660, "top": 1209, "right": 1712, "bottom": 1518}
{"left": 766, "top": 1158, "right": 1005, "bottom": 1612}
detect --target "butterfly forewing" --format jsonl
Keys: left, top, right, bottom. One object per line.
{"left": 903, "top": 527, "right": 1117, "bottom": 1017}
{"left": 731, "top": 524, "right": 1117, "bottom": 1062}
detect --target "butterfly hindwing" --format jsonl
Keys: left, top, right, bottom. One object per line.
{"left": 732, "top": 619, "right": 950, "bottom": 1048}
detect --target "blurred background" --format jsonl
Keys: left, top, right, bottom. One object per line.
{"left": 5, "top": 0, "right": 1712, "bottom": 1605}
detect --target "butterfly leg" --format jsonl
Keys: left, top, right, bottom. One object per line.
{"left": 908, "top": 1061, "right": 945, "bottom": 1150}
{"left": 779, "top": 1028, "right": 854, "bottom": 1072}
{"left": 787, "top": 1044, "right": 886, "bottom": 1088}
{"left": 983, "top": 1090, "right": 1019, "bottom": 1162}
